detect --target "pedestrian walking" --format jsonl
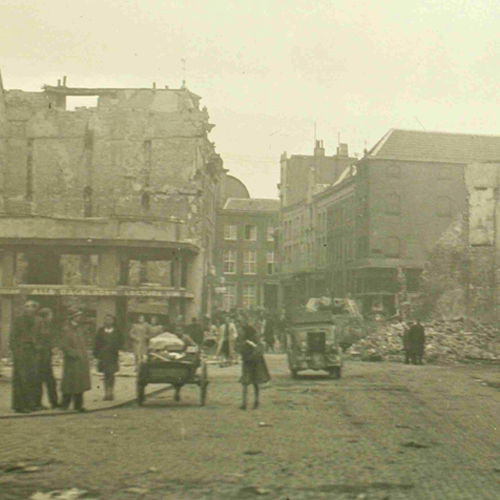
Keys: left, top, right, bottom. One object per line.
{"left": 60, "top": 309, "right": 91, "bottom": 412}
{"left": 10, "top": 300, "right": 41, "bottom": 414}
{"left": 408, "top": 319, "right": 425, "bottom": 365}
{"left": 238, "top": 315, "right": 270, "bottom": 410}
{"left": 94, "top": 315, "right": 122, "bottom": 401}
{"left": 217, "top": 315, "right": 237, "bottom": 367}
{"left": 129, "top": 314, "right": 150, "bottom": 371}
{"left": 35, "top": 308, "right": 59, "bottom": 409}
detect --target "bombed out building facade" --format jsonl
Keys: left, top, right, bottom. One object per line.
{"left": 0, "top": 73, "right": 224, "bottom": 355}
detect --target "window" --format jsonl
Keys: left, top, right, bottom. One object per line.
{"left": 385, "top": 193, "right": 401, "bottom": 216}
{"left": 243, "top": 284, "right": 257, "bottom": 309}
{"left": 223, "top": 283, "right": 237, "bottom": 311}
{"left": 245, "top": 225, "right": 257, "bottom": 241}
{"left": 243, "top": 250, "right": 257, "bottom": 274}
{"left": 267, "top": 226, "right": 275, "bottom": 242}
{"left": 224, "top": 224, "right": 237, "bottom": 240}
{"left": 385, "top": 237, "right": 400, "bottom": 257}
{"left": 223, "top": 250, "right": 236, "bottom": 274}
{"left": 387, "top": 165, "right": 401, "bottom": 178}
{"left": 266, "top": 251, "right": 275, "bottom": 275}
{"left": 437, "top": 197, "right": 452, "bottom": 217}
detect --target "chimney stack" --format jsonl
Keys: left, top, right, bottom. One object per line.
{"left": 314, "top": 140, "right": 325, "bottom": 157}
{"left": 336, "top": 143, "right": 349, "bottom": 157}
{"left": 63, "top": 76, "right": 67, "bottom": 87}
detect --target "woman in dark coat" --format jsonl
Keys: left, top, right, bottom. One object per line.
{"left": 94, "top": 315, "right": 122, "bottom": 401}
{"left": 238, "top": 316, "right": 270, "bottom": 410}
{"left": 60, "top": 310, "right": 91, "bottom": 412}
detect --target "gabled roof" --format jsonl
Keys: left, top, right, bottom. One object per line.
{"left": 223, "top": 198, "right": 280, "bottom": 212}
{"left": 367, "top": 129, "right": 500, "bottom": 164}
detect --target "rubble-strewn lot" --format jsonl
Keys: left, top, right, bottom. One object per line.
{"left": 347, "top": 318, "right": 500, "bottom": 364}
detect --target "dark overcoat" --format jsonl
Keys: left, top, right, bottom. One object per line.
{"left": 408, "top": 324, "right": 426, "bottom": 355}
{"left": 93, "top": 327, "right": 121, "bottom": 374}
{"left": 238, "top": 325, "right": 271, "bottom": 386}
{"left": 10, "top": 315, "right": 41, "bottom": 411}
{"left": 60, "top": 321, "right": 91, "bottom": 395}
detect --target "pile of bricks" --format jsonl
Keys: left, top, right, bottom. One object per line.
{"left": 347, "top": 318, "right": 500, "bottom": 364}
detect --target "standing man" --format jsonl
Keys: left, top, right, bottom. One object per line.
{"left": 10, "top": 300, "right": 41, "bottom": 414}
{"left": 129, "top": 314, "right": 150, "bottom": 371}
{"left": 35, "top": 308, "right": 59, "bottom": 409}
{"left": 185, "top": 317, "right": 204, "bottom": 347}
{"left": 217, "top": 315, "right": 237, "bottom": 367}
{"left": 148, "top": 315, "right": 163, "bottom": 337}
{"left": 408, "top": 319, "right": 426, "bottom": 365}
{"left": 60, "top": 309, "right": 91, "bottom": 412}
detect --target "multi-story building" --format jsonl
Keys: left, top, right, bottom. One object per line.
{"left": 0, "top": 74, "right": 224, "bottom": 355}
{"left": 214, "top": 177, "right": 279, "bottom": 312}
{"left": 279, "top": 129, "right": 500, "bottom": 317}
{"left": 279, "top": 140, "right": 357, "bottom": 308}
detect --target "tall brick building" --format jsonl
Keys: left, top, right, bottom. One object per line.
{"left": 279, "top": 129, "right": 500, "bottom": 317}
{"left": 279, "top": 140, "right": 357, "bottom": 307}
{"left": 0, "top": 73, "right": 224, "bottom": 355}
{"left": 214, "top": 177, "right": 279, "bottom": 312}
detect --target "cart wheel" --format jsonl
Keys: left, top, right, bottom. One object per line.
{"left": 200, "top": 361, "right": 208, "bottom": 406}
{"left": 137, "top": 381, "right": 145, "bottom": 406}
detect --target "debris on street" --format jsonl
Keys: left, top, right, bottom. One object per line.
{"left": 31, "top": 489, "right": 96, "bottom": 500}
{"left": 347, "top": 318, "right": 500, "bottom": 364}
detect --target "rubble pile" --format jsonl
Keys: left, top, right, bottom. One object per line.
{"left": 347, "top": 318, "right": 500, "bottom": 364}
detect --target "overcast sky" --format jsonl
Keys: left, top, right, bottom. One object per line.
{"left": 2, "top": 0, "right": 499, "bottom": 198}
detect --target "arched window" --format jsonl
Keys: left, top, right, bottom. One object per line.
{"left": 385, "top": 237, "right": 400, "bottom": 258}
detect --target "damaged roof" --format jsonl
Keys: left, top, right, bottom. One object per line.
{"left": 368, "top": 129, "right": 500, "bottom": 163}
{"left": 223, "top": 198, "right": 280, "bottom": 212}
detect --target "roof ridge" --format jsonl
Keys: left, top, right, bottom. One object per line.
{"left": 391, "top": 128, "right": 500, "bottom": 138}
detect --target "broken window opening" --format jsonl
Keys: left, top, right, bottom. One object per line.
{"left": 83, "top": 185, "right": 93, "bottom": 217}
{"left": 66, "top": 96, "right": 99, "bottom": 111}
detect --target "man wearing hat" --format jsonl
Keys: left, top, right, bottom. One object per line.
{"left": 60, "top": 308, "right": 91, "bottom": 411}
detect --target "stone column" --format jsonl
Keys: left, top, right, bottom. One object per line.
{"left": 97, "top": 250, "right": 119, "bottom": 327}
{"left": 186, "top": 251, "right": 203, "bottom": 321}
{"left": 0, "top": 251, "right": 15, "bottom": 358}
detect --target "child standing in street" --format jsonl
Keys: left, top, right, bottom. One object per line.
{"left": 238, "top": 315, "right": 270, "bottom": 410}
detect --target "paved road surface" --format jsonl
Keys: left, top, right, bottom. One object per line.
{"left": 1, "top": 355, "right": 500, "bottom": 499}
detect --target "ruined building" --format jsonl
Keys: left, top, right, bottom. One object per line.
{"left": 0, "top": 72, "right": 224, "bottom": 355}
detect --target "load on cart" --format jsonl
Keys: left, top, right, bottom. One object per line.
{"left": 137, "top": 329, "right": 209, "bottom": 406}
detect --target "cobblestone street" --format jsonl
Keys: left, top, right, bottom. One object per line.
{"left": 2, "top": 355, "right": 500, "bottom": 499}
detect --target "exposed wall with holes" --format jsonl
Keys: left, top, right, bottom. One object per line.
{"left": 0, "top": 83, "right": 223, "bottom": 247}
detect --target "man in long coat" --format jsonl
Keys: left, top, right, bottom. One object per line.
{"left": 10, "top": 300, "right": 41, "bottom": 413}
{"left": 60, "top": 309, "right": 91, "bottom": 411}
{"left": 34, "top": 308, "right": 59, "bottom": 409}
{"left": 408, "top": 319, "right": 426, "bottom": 365}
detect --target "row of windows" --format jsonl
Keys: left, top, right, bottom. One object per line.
{"left": 283, "top": 235, "right": 403, "bottom": 271}
{"left": 223, "top": 250, "right": 275, "bottom": 275}
{"left": 283, "top": 209, "right": 327, "bottom": 241}
{"left": 222, "top": 283, "right": 257, "bottom": 310}
{"left": 224, "top": 225, "right": 275, "bottom": 242}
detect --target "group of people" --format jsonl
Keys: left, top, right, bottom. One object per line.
{"left": 402, "top": 319, "right": 426, "bottom": 365}
{"left": 10, "top": 300, "right": 93, "bottom": 413}
{"left": 9, "top": 300, "right": 273, "bottom": 413}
